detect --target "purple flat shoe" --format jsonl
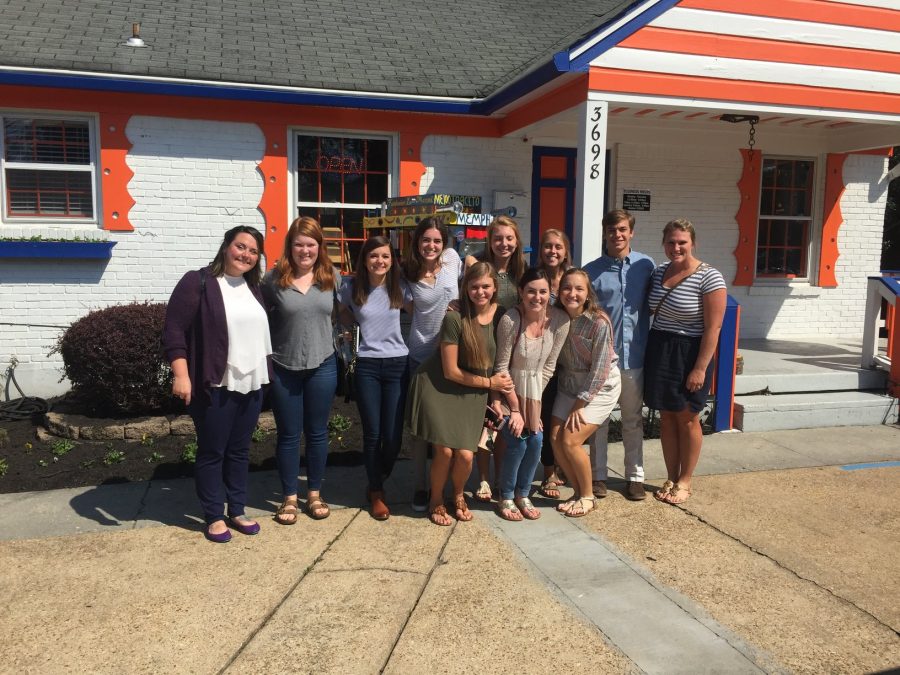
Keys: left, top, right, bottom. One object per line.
{"left": 204, "top": 525, "right": 232, "bottom": 543}
{"left": 228, "top": 516, "right": 261, "bottom": 536}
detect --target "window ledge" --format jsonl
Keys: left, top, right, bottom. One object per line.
{"left": 0, "top": 240, "right": 116, "bottom": 260}
{"left": 748, "top": 280, "right": 822, "bottom": 297}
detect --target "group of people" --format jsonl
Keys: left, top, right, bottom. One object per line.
{"left": 162, "top": 208, "right": 726, "bottom": 542}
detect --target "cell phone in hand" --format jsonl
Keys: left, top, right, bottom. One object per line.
{"left": 484, "top": 405, "right": 507, "bottom": 432}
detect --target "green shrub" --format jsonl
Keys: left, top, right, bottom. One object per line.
{"left": 328, "top": 413, "right": 352, "bottom": 449}
{"left": 52, "top": 302, "right": 172, "bottom": 415}
{"left": 181, "top": 439, "right": 198, "bottom": 464}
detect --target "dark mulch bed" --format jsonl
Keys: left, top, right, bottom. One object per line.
{"left": 0, "top": 396, "right": 364, "bottom": 495}
{"left": 0, "top": 391, "right": 706, "bottom": 495}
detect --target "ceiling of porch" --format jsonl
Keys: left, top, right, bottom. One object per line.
{"left": 605, "top": 106, "right": 863, "bottom": 130}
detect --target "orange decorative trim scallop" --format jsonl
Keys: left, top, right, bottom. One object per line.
{"left": 733, "top": 148, "right": 761, "bottom": 286}
{"left": 819, "top": 153, "right": 846, "bottom": 288}
{"left": 98, "top": 113, "right": 134, "bottom": 232}
{"left": 256, "top": 123, "right": 288, "bottom": 269}
{"left": 398, "top": 132, "right": 427, "bottom": 197}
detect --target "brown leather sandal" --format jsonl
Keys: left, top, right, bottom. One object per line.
{"left": 275, "top": 499, "right": 299, "bottom": 525}
{"left": 305, "top": 498, "right": 330, "bottom": 520}
{"left": 454, "top": 495, "right": 473, "bottom": 522}
{"left": 429, "top": 504, "right": 452, "bottom": 526}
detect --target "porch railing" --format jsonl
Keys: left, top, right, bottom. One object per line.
{"left": 861, "top": 273, "right": 900, "bottom": 398}
{"left": 712, "top": 295, "right": 741, "bottom": 432}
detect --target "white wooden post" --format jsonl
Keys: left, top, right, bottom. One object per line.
{"left": 573, "top": 98, "right": 608, "bottom": 266}
{"left": 861, "top": 277, "right": 882, "bottom": 368}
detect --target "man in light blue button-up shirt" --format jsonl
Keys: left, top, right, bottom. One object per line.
{"left": 583, "top": 209, "right": 655, "bottom": 501}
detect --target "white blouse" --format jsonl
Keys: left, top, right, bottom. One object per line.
{"left": 217, "top": 275, "right": 272, "bottom": 393}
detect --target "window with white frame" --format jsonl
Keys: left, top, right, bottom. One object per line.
{"left": 294, "top": 132, "right": 391, "bottom": 271}
{"left": 756, "top": 157, "right": 814, "bottom": 279}
{"left": 1, "top": 116, "right": 97, "bottom": 222}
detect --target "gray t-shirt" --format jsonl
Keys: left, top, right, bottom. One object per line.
{"left": 403, "top": 248, "right": 461, "bottom": 366}
{"left": 262, "top": 270, "right": 338, "bottom": 370}
{"left": 340, "top": 281, "right": 410, "bottom": 358}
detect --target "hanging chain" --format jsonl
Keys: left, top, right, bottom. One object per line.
{"left": 747, "top": 118, "right": 757, "bottom": 160}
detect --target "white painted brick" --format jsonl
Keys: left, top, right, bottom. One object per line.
{"left": 1, "top": 116, "right": 265, "bottom": 395}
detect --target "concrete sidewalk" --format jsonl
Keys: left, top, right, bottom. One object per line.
{"left": 0, "top": 425, "right": 898, "bottom": 674}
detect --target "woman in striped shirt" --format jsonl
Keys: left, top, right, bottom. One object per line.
{"left": 550, "top": 268, "right": 622, "bottom": 518}
{"left": 339, "top": 235, "right": 411, "bottom": 521}
{"left": 644, "top": 219, "right": 726, "bottom": 505}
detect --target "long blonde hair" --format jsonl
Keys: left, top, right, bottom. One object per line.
{"left": 458, "top": 261, "right": 498, "bottom": 371}
{"left": 484, "top": 215, "right": 526, "bottom": 282}
{"left": 274, "top": 216, "right": 335, "bottom": 291}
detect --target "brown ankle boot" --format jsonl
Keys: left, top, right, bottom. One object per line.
{"left": 369, "top": 490, "right": 390, "bottom": 520}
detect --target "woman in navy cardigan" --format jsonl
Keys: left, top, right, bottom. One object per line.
{"left": 162, "top": 225, "right": 273, "bottom": 543}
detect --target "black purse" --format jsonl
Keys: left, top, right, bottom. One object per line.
{"left": 333, "top": 324, "right": 358, "bottom": 402}
{"left": 332, "top": 280, "right": 358, "bottom": 402}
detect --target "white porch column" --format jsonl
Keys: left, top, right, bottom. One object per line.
{"left": 573, "top": 97, "right": 608, "bottom": 266}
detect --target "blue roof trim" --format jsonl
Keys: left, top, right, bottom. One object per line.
{"left": 566, "top": 0, "right": 681, "bottom": 72}
{"left": 473, "top": 59, "right": 566, "bottom": 115}
{"left": 0, "top": 70, "right": 477, "bottom": 115}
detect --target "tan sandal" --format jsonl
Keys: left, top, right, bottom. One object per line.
{"left": 654, "top": 480, "right": 675, "bottom": 502}
{"left": 275, "top": 499, "right": 299, "bottom": 525}
{"left": 663, "top": 483, "right": 692, "bottom": 505}
{"left": 565, "top": 496, "right": 596, "bottom": 518}
{"left": 474, "top": 480, "right": 492, "bottom": 502}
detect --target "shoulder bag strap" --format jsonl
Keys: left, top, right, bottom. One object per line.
{"left": 650, "top": 263, "right": 709, "bottom": 316}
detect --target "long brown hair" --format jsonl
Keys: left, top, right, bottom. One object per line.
{"left": 484, "top": 215, "right": 526, "bottom": 282}
{"left": 209, "top": 225, "right": 265, "bottom": 286}
{"left": 402, "top": 216, "right": 450, "bottom": 282}
{"left": 458, "top": 261, "right": 498, "bottom": 371}
{"left": 274, "top": 216, "right": 335, "bottom": 291}
{"left": 352, "top": 235, "right": 404, "bottom": 308}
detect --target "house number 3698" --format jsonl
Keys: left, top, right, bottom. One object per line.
{"left": 589, "top": 106, "right": 602, "bottom": 180}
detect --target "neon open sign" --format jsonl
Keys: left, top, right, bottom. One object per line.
{"left": 317, "top": 155, "right": 366, "bottom": 173}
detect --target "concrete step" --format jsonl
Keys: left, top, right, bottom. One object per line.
{"left": 735, "top": 368, "right": 887, "bottom": 396}
{"left": 734, "top": 391, "right": 899, "bottom": 432}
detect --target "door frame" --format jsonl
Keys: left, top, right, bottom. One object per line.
{"left": 530, "top": 146, "right": 577, "bottom": 266}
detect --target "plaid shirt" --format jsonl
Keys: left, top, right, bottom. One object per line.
{"left": 557, "top": 311, "right": 618, "bottom": 403}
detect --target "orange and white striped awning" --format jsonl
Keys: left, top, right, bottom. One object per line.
{"left": 580, "top": 0, "right": 900, "bottom": 120}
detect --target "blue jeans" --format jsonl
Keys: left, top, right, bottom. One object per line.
{"left": 354, "top": 356, "right": 409, "bottom": 491}
{"left": 189, "top": 387, "right": 263, "bottom": 525}
{"left": 271, "top": 355, "right": 338, "bottom": 496}
{"left": 498, "top": 423, "right": 543, "bottom": 500}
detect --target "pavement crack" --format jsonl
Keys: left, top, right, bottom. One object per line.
{"left": 378, "top": 522, "right": 457, "bottom": 673}
{"left": 130, "top": 480, "right": 153, "bottom": 530}
{"left": 216, "top": 509, "right": 363, "bottom": 674}
{"left": 679, "top": 505, "right": 900, "bottom": 638}
{"left": 314, "top": 566, "right": 426, "bottom": 576}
